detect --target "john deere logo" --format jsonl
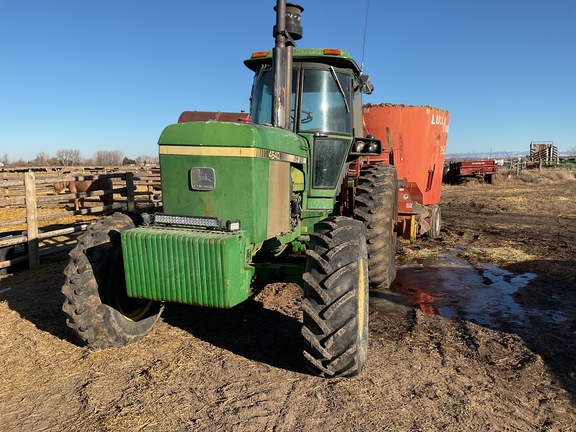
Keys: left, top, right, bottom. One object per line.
{"left": 190, "top": 167, "right": 215, "bottom": 191}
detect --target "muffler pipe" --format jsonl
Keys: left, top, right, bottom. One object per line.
{"left": 272, "top": 1, "right": 303, "bottom": 129}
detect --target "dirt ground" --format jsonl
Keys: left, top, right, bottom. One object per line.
{"left": 1, "top": 170, "right": 575, "bottom": 431}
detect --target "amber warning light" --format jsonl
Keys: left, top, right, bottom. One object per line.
{"left": 251, "top": 51, "right": 269, "bottom": 58}
{"left": 323, "top": 49, "right": 341, "bottom": 56}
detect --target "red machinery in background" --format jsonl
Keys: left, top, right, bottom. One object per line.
{"left": 447, "top": 160, "right": 498, "bottom": 184}
{"left": 360, "top": 103, "right": 450, "bottom": 241}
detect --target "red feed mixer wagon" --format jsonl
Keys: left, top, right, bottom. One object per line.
{"left": 359, "top": 103, "right": 450, "bottom": 241}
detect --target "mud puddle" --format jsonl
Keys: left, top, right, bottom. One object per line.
{"left": 370, "top": 254, "right": 568, "bottom": 327}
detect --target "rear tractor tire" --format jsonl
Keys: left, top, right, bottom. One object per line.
{"left": 354, "top": 163, "right": 398, "bottom": 290}
{"left": 62, "top": 213, "right": 164, "bottom": 348}
{"left": 302, "top": 216, "right": 369, "bottom": 377}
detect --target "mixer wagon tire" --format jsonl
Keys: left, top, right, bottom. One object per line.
{"left": 302, "top": 216, "right": 369, "bottom": 378}
{"left": 62, "top": 213, "right": 163, "bottom": 348}
{"left": 425, "top": 204, "right": 441, "bottom": 239}
{"left": 354, "top": 163, "right": 398, "bottom": 290}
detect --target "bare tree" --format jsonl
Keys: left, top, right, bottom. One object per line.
{"left": 33, "top": 151, "right": 50, "bottom": 166}
{"left": 94, "top": 151, "right": 106, "bottom": 165}
{"left": 569, "top": 147, "right": 576, "bottom": 156}
{"left": 94, "top": 150, "right": 124, "bottom": 166}
{"left": 110, "top": 150, "right": 124, "bottom": 166}
{"left": 56, "top": 149, "right": 82, "bottom": 166}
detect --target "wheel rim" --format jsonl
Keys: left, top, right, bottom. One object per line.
{"left": 409, "top": 215, "right": 417, "bottom": 242}
{"left": 433, "top": 207, "right": 441, "bottom": 235}
{"left": 116, "top": 290, "right": 154, "bottom": 321}
{"left": 112, "top": 258, "right": 154, "bottom": 322}
{"left": 358, "top": 256, "right": 366, "bottom": 342}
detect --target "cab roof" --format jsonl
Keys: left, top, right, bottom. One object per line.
{"left": 244, "top": 48, "right": 362, "bottom": 75}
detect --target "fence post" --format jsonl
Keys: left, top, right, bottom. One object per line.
{"left": 24, "top": 171, "right": 40, "bottom": 269}
{"left": 126, "top": 172, "right": 135, "bottom": 212}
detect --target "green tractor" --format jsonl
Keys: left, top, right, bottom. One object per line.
{"left": 61, "top": 1, "right": 398, "bottom": 378}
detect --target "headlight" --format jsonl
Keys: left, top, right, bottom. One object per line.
{"left": 350, "top": 137, "right": 382, "bottom": 157}
{"left": 226, "top": 219, "right": 241, "bottom": 232}
{"left": 354, "top": 141, "right": 365, "bottom": 153}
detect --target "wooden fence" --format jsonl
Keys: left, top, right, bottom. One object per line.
{"left": 0, "top": 169, "right": 161, "bottom": 272}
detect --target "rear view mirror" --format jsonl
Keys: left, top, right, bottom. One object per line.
{"left": 359, "top": 75, "right": 374, "bottom": 94}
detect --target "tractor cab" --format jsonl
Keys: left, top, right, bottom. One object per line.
{"left": 245, "top": 48, "right": 379, "bottom": 206}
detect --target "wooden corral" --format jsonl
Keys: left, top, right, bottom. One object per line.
{"left": 0, "top": 167, "right": 162, "bottom": 273}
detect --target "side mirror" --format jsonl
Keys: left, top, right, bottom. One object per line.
{"left": 359, "top": 75, "right": 374, "bottom": 94}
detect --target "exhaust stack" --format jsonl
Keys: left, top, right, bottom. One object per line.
{"left": 272, "top": 1, "right": 303, "bottom": 129}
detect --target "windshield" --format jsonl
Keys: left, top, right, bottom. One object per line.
{"left": 250, "top": 68, "right": 297, "bottom": 129}
{"left": 300, "top": 69, "right": 350, "bottom": 134}
{"left": 250, "top": 66, "right": 352, "bottom": 135}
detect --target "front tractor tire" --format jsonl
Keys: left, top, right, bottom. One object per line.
{"left": 302, "top": 216, "right": 369, "bottom": 378}
{"left": 62, "top": 213, "right": 164, "bottom": 348}
{"left": 354, "top": 163, "right": 398, "bottom": 290}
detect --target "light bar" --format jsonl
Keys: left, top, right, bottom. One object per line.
{"left": 154, "top": 213, "right": 221, "bottom": 229}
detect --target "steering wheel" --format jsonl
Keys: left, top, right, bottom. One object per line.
{"left": 291, "top": 109, "right": 314, "bottom": 124}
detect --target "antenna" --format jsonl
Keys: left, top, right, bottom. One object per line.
{"left": 360, "top": 0, "right": 370, "bottom": 72}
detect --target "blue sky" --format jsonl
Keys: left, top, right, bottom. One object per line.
{"left": 1, "top": 0, "right": 575, "bottom": 162}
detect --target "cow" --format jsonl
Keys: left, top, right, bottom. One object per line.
{"left": 53, "top": 178, "right": 113, "bottom": 211}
